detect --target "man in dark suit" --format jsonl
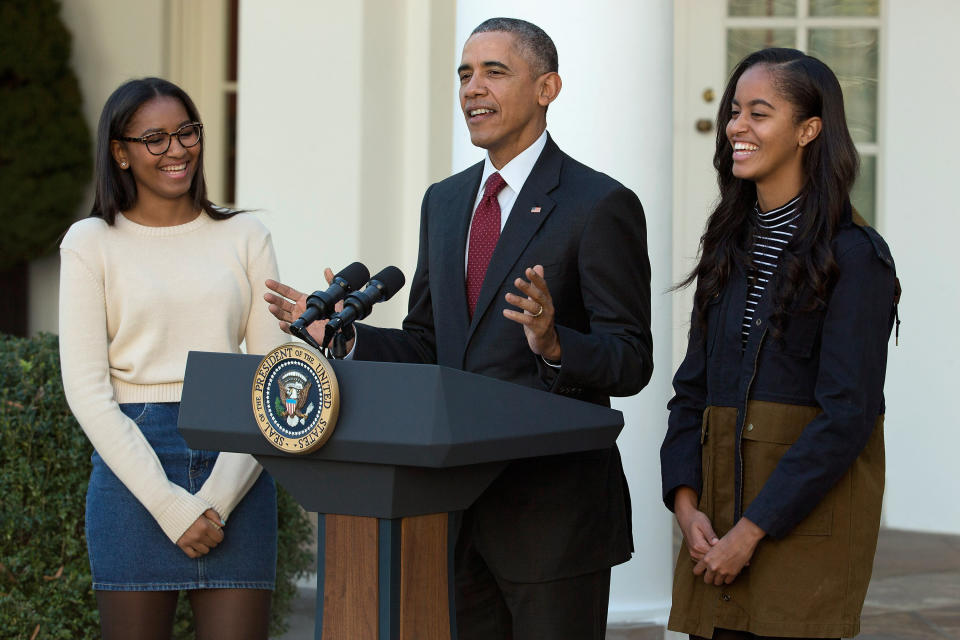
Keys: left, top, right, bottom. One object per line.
{"left": 265, "top": 17, "right": 652, "bottom": 639}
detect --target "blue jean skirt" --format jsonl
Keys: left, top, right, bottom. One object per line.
{"left": 86, "top": 402, "right": 277, "bottom": 591}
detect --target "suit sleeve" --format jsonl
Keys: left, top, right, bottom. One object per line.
{"left": 743, "top": 240, "right": 896, "bottom": 537}
{"left": 548, "top": 187, "right": 653, "bottom": 397}
{"left": 354, "top": 184, "right": 437, "bottom": 364}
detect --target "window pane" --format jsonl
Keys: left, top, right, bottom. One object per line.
{"left": 808, "top": 28, "right": 878, "bottom": 144}
{"left": 225, "top": 92, "right": 237, "bottom": 205}
{"left": 728, "top": 0, "right": 797, "bottom": 17}
{"left": 227, "top": 0, "right": 239, "bottom": 82}
{"left": 809, "top": 0, "right": 879, "bottom": 16}
{"left": 727, "top": 29, "right": 796, "bottom": 73}
{"left": 851, "top": 154, "right": 876, "bottom": 225}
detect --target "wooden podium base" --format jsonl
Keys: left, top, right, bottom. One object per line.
{"left": 315, "top": 513, "right": 454, "bottom": 640}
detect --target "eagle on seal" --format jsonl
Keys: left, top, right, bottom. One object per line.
{"left": 278, "top": 374, "right": 312, "bottom": 425}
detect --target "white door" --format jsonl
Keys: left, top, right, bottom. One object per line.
{"left": 672, "top": 0, "right": 883, "bottom": 367}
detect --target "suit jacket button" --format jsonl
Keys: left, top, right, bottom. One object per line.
{"left": 721, "top": 593, "right": 731, "bottom": 602}
{"left": 755, "top": 318, "right": 762, "bottom": 327}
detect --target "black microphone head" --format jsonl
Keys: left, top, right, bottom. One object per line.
{"left": 336, "top": 262, "right": 370, "bottom": 291}
{"left": 369, "top": 266, "right": 405, "bottom": 301}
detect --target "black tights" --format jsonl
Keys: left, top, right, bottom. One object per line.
{"left": 95, "top": 588, "right": 271, "bottom": 640}
{"left": 692, "top": 631, "right": 838, "bottom": 640}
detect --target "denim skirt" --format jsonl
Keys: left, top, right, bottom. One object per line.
{"left": 86, "top": 402, "right": 277, "bottom": 591}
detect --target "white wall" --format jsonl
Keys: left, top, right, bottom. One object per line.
{"left": 881, "top": 0, "right": 960, "bottom": 534}
{"left": 30, "top": 0, "right": 167, "bottom": 335}
{"left": 452, "top": 1, "right": 675, "bottom": 624}
{"left": 236, "top": 2, "right": 366, "bottom": 303}
{"left": 237, "top": 0, "right": 453, "bottom": 329}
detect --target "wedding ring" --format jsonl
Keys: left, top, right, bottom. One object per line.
{"left": 532, "top": 304, "right": 544, "bottom": 318}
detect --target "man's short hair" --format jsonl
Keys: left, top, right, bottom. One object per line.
{"left": 471, "top": 17, "right": 558, "bottom": 77}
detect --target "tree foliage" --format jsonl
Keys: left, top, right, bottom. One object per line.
{"left": 0, "top": 0, "right": 91, "bottom": 270}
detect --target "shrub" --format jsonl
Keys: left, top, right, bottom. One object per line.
{"left": 0, "top": 0, "right": 92, "bottom": 271}
{"left": 0, "top": 334, "right": 314, "bottom": 638}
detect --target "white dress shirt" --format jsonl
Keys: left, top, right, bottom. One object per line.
{"left": 345, "top": 130, "right": 552, "bottom": 362}
{"left": 465, "top": 130, "right": 549, "bottom": 270}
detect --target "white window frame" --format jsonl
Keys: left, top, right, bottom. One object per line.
{"left": 724, "top": 0, "right": 885, "bottom": 227}
{"left": 166, "top": 0, "right": 236, "bottom": 206}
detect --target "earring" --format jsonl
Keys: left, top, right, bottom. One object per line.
{"left": 120, "top": 161, "right": 128, "bottom": 168}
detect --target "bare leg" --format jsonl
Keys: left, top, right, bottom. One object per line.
{"left": 95, "top": 590, "right": 179, "bottom": 640}
{"left": 188, "top": 588, "right": 272, "bottom": 640}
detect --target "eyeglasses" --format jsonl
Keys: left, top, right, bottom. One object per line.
{"left": 117, "top": 122, "right": 203, "bottom": 156}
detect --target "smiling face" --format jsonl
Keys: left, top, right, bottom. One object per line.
{"left": 111, "top": 95, "right": 201, "bottom": 207}
{"left": 725, "top": 65, "right": 820, "bottom": 207}
{"left": 458, "top": 31, "right": 560, "bottom": 169}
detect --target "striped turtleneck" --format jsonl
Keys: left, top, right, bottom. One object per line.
{"left": 742, "top": 195, "right": 801, "bottom": 346}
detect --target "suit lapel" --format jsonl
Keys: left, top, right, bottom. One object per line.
{"left": 434, "top": 162, "right": 482, "bottom": 347}
{"left": 466, "top": 137, "right": 563, "bottom": 346}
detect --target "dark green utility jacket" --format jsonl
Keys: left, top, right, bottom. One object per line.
{"left": 662, "top": 204, "right": 898, "bottom": 638}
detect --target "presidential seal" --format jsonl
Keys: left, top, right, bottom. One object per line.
{"left": 252, "top": 343, "right": 340, "bottom": 454}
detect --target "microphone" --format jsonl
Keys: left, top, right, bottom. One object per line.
{"left": 325, "top": 266, "right": 406, "bottom": 336}
{"left": 289, "top": 262, "right": 369, "bottom": 344}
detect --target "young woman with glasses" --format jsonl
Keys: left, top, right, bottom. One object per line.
{"left": 59, "top": 77, "right": 284, "bottom": 640}
{"left": 661, "top": 49, "right": 899, "bottom": 640}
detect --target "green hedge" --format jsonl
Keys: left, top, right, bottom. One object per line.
{"left": 0, "top": 334, "right": 314, "bottom": 638}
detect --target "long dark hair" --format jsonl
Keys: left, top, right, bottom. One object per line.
{"left": 679, "top": 48, "right": 858, "bottom": 336}
{"left": 90, "top": 77, "right": 234, "bottom": 224}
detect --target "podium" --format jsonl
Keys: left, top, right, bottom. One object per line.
{"left": 179, "top": 351, "right": 624, "bottom": 640}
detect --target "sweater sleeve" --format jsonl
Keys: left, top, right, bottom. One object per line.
{"left": 59, "top": 248, "right": 211, "bottom": 544}
{"left": 195, "top": 221, "right": 286, "bottom": 521}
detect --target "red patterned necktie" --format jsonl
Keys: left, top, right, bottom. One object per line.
{"left": 466, "top": 172, "right": 507, "bottom": 316}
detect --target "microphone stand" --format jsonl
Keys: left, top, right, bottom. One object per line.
{"left": 290, "top": 323, "right": 322, "bottom": 351}
{"left": 323, "top": 324, "right": 355, "bottom": 360}
{"left": 329, "top": 331, "right": 348, "bottom": 359}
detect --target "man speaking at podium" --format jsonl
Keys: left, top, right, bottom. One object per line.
{"left": 266, "top": 17, "right": 652, "bottom": 639}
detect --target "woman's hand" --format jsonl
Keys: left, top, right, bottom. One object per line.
{"left": 176, "top": 509, "right": 225, "bottom": 559}
{"left": 673, "top": 486, "right": 718, "bottom": 562}
{"left": 693, "top": 516, "right": 765, "bottom": 585}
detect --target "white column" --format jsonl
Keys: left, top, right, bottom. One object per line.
{"left": 237, "top": 1, "right": 453, "bottom": 329}
{"left": 453, "top": 1, "right": 675, "bottom": 624}
{"left": 237, "top": 2, "right": 366, "bottom": 300}
{"left": 881, "top": 0, "right": 960, "bottom": 534}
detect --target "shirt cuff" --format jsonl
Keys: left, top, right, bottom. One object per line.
{"left": 540, "top": 355, "right": 561, "bottom": 368}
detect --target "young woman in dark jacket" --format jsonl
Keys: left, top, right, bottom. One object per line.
{"left": 661, "top": 48, "right": 898, "bottom": 640}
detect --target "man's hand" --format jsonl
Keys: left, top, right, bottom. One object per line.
{"left": 503, "top": 265, "right": 562, "bottom": 362}
{"left": 264, "top": 268, "right": 348, "bottom": 349}
{"left": 693, "top": 516, "right": 765, "bottom": 585}
{"left": 673, "top": 486, "right": 718, "bottom": 562}
{"left": 176, "top": 509, "right": 225, "bottom": 559}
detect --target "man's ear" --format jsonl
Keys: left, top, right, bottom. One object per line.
{"left": 538, "top": 72, "right": 562, "bottom": 107}
{"left": 798, "top": 116, "right": 822, "bottom": 147}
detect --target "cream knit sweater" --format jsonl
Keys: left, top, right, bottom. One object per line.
{"left": 59, "top": 211, "right": 287, "bottom": 544}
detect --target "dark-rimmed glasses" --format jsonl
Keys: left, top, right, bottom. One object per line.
{"left": 117, "top": 122, "right": 203, "bottom": 156}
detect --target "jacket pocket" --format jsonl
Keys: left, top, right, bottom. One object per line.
{"left": 741, "top": 410, "right": 833, "bottom": 536}
{"left": 765, "top": 309, "right": 823, "bottom": 358}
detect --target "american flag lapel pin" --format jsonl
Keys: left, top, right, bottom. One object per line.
{"left": 530, "top": 206, "right": 542, "bottom": 214}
